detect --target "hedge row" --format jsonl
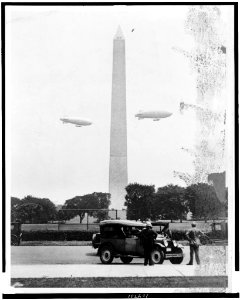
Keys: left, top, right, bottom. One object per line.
{"left": 205, "top": 230, "right": 227, "bottom": 239}
{"left": 171, "top": 230, "right": 186, "bottom": 241}
{"left": 22, "top": 230, "right": 187, "bottom": 242}
{"left": 22, "top": 230, "right": 98, "bottom": 241}
{"left": 171, "top": 230, "right": 226, "bottom": 242}
{"left": 22, "top": 229, "right": 226, "bottom": 242}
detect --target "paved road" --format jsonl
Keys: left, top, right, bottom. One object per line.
{"left": 11, "top": 246, "right": 227, "bottom": 287}
{"left": 12, "top": 245, "right": 191, "bottom": 265}
{"left": 12, "top": 264, "right": 199, "bottom": 278}
{"left": 12, "top": 245, "right": 227, "bottom": 265}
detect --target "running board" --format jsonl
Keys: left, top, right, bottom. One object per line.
{"left": 115, "top": 255, "right": 143, "bottom": 258}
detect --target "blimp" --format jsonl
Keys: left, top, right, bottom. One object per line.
{"left": 135, "top": 110, "right": 172, "bottom": 121}
{"left": 60, "top": 117, "right": 92, "bottom": 127}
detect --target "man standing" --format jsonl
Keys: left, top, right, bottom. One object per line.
{"left": 186, "top": 221, "right": 203, "bottom": 265}
{"left": 139, "top": 221, "right": 157, "bottom": 266}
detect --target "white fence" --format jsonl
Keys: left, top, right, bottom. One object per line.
{"left": 21, "top": 220, "right": 217, "bottom": 232}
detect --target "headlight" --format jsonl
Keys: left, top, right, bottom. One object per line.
{"left": 164, "top": 239, "right": 168, "bottom": 247}
{"left": 173, "top": 240, "right": 177, "bottom": 247}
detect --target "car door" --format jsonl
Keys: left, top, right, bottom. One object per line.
{"left": 100, "top": 225, "right": 125, "bottom": 254}
{"left": 135, "top": 237, "right": 144, "bottom": 256}
{"left": 123, "top": 226, "right": 138, "bottom": 254}
{"left": 112, "top": 225, "right": 126, "bottom": 254}
{"left": 125, "top": 237, "right": 138, "bottom": 254}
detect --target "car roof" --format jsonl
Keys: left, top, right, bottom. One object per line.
{"left": 100, "top": 220, "right": 146, "bottom": 227}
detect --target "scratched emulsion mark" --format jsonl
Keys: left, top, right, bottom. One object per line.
{"left": 174, "top": 6, "right": 226, "bottom": 186}
{"left": 189, "top": 245, "right": 227, "bottom": 292}
{"left": 172, "top": 6, "right": 228, "bottom": 292}
{"left": 193, "top": 245, "right": 227, "bottom": 284}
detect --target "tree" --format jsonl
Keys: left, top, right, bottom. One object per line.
{"left": 154, "top": 185, "right": 187, "bottom": 222}
{"left": 125, "top": 183, "right": 155, "bottom": 221}
{"left": 11, "top": 195, "right": 57, "bottom": 223}
{"left": 185, "top": 183, "right": 224, "bottom": 221}
{"left": 60, "top": 192, "right": 111, "bottom": 223}
{"left": 92, "top": 192, "right": 111, "bottom": 222}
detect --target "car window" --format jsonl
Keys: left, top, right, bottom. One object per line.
{"left": 101, "top": 225, "right": 125, "bottom": 238}
{"left": 123, "top": 226, "right": 132, "bottom": 237}
{"left": 152, "top": 225, "right": 160, "bottom": 233}
{"left": 123, "top": 226, "right": 143, "bottom": 238}
{"left": 131, "top": 227, "right": 142, "bottom": 237}
{"left": 102, "top": 226, "right": 114, "bottom": 232}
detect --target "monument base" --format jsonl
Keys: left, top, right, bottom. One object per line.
{"left": 108, "top": 209, "right": 127, "bottom": 220}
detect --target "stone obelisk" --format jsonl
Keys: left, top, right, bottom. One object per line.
{"left": 109, "top": 26, "right": 128, "bottom": 210}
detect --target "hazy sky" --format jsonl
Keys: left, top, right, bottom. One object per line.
{"left": 7, "top": 5, "right": 215, "bottom": 205}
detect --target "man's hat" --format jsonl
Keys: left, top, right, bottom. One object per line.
{"left": 146, "top": 221, "right": 152, "bottom": 228}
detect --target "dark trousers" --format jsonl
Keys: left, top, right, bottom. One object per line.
{"left": 143, "top": 247, "right": 153, "bottom": 265}
{"left": 189, "top": 245, "right": 200, "bottom": 265}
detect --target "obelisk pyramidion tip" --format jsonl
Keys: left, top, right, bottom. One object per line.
{"left": 114, "top": 26, "right": 124, "bottom": 39}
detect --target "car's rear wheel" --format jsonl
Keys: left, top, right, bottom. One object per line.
{"left": 170, "top": 248, "right": 184, "bottom": 264}
{"left": 100, "top": 245, "right": 114, "bottom": 264}
{"left": 120, "top": 257, "right": 133, "bottom": 264}
{"left": 151, "top": 248, "right": 164, "bottom": 264}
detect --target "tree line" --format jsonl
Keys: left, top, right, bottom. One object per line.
{"left": 11, "top": 193, "right": 110, "bottom": 224}
{"left": 11, "top": 183, "right": 227, "bottom": 224}
{"left": 125, "top": 183, "right": 227, "bottom": 222}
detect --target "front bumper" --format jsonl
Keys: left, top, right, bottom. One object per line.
{"left": 165, "top": 252, "right": 184, "bottom": 258}
{"left": 164, "top": 247, "right": 184, "bottom": 259}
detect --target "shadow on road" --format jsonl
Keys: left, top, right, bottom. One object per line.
{"left": 85, "top": 252, "right": 98, "bottom": 256}
{"left": 94, "top": 262, "right": 144, "bottom": 265}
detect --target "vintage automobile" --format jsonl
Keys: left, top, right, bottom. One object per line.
{"left": 94, "top": 220, "right": 184, "bottom": 264}
{"left": 11, "top": 222, "right": 22, "bottom": 246}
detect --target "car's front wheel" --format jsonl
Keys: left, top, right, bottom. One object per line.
{"left": 120, "top": 257, "right": 133, "bottom": 264}
{"left": 169, "top": 248, "right": 184, "bottom": 264}
{"left": 151, "top": 248, "right": 164, "bottom": 264}
{"left": 99, "top": 245, "right": 114, "bottom": 264}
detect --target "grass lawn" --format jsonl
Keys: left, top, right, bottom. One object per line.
{"left": 12, "top": 276, "right": 228, "bottom": 288}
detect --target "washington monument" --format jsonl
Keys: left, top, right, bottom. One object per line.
{"left": 109, "top": 26, "right": 128, "bottom": 210}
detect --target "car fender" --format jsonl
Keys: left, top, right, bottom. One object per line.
{"left": 97, "top": 242, "right": 115, "bottom": 255}
{"left": 154, "top": 242, "right": 166, "bottom": 249}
